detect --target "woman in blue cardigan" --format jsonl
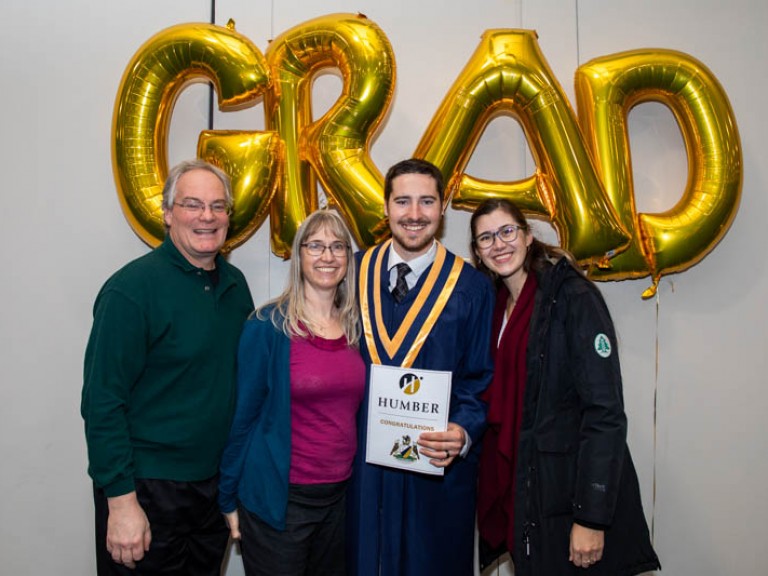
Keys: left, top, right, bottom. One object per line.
{"left": 219, "top": 209, "right": 365, "bottom": 575}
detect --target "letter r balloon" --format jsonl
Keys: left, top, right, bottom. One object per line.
{"left": 111, "top": 15, "right": 741, "bottom": 293}
{"left": 264, "top": 13, "right": 395, "bottom": 258}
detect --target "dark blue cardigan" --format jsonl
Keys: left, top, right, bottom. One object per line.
{"left": 218, "top": 305, "right": 292, "bottom": 529}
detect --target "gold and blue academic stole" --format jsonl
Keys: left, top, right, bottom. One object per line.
{"left": 359, "top": 239, "right": 464, "bottom": 368}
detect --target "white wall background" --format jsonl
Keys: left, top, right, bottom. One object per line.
{"left": 1, "top": 1, "right": 765, "bottom": 574}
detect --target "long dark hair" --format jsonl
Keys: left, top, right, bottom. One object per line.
{"left": 469, "top": 198, "right": 576, "bottom": 279}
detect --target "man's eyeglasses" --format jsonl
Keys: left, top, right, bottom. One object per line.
{"left": 473, "top": 224, "right": 525, "bottom": 250}
{"left": 301, "top": 241, "right": 349, "bottom": 257}
{"left": 174, "top": 199, "right": 231, "bottom": 215}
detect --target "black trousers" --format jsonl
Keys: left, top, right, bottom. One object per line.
{"left": 94, "top": 477, "right": 229, "bottom": 576}
{"left": 238, "top": 481, "right": 347, "bottom": 576}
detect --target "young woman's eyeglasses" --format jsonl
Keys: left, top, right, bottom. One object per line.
{"left": 301, "top": 241, "right": 349, "bottom": 257}
{"left": 174, "top": 199, "right": 231, "bottom": 215}
{"left": 474, "top": 224, "right": 525, "bottom": 250}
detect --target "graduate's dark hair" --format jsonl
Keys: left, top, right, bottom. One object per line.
{"left": 383, "top": 158, "right": 445, "bottom": 204}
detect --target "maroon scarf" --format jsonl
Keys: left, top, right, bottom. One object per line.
{"left": 478, "top": 272, "right": 537, "bottom": 551}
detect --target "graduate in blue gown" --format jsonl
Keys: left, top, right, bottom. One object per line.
{"left": 347, "top": 159, "right": 494, "bottom": 576}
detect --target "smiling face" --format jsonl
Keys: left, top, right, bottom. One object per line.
{"left": 472, "top": 208, "right": 533, "bottom": 288}
{"left": 385, "top": 173, "right": 442, "bottom": 260}
{"left": 162, "top": 168, "right": 229, "bottom": 270}
{"left": 300, "top": 226, "right": 349, "bottom": 296}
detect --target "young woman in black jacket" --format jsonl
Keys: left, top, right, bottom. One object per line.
{"left": 471, "top": 198, "right": 660, "bottom": 575}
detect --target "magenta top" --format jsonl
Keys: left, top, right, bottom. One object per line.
{"left": 289, "top": 334, "right": 366, "bottom": 484}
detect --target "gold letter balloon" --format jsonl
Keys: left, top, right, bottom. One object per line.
{"left": 575, "top": 49, "right": 742, "bottom": 296}
{"left": 112, "top": 16, "right": 742, "bottom": 292}
{"left": 416, "top": 29, "right": 631, "bottom": 266}
{"left": 112, "top": 20, "right": 276, "bottom": 253}
{"left": 264, "top": 13, "right": 395, "bottom": 258}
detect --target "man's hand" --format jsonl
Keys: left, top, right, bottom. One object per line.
{"left": 417, "top": 422, "right": 467, "bottom": 468}
{"left": 106, "top": 492, "right": 152, "bottom": 569}
{"left": 569, "top": 523, "right": 604, "bottom": 568}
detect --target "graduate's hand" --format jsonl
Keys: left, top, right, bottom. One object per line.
{"left": 418, "top": 422, "right": 466, "bottom": 467}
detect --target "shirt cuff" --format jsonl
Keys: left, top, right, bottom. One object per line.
{"left": 459, "top": 426, "right": 472, "bottom": 457}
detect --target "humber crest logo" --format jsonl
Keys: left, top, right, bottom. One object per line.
{"left": 399, "top": 373, "right": 421, "bottom": 395}
{"left": 390, "top": 435, "right": 420, "bottom": 462}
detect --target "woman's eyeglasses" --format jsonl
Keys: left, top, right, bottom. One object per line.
{"left": 473, "top": 224, "right": 524, "bottom": 250}
{"left": 301, "top": 241, "right": 349, "bottom": 257}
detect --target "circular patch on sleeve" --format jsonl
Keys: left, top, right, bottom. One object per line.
{"left": 594, "top": 333, "right": 612, "bottom": 358}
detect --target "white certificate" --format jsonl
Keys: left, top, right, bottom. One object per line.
{"left": 365, "top": 364, "right": 452, "bottom": 476}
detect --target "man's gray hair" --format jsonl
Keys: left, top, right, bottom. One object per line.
{"left": 161, "top": 159, "right": 233, "bottom": 210}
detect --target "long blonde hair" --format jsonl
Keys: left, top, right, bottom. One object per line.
{"left": 258, "top": 209, "right": 361, "bottom": 346}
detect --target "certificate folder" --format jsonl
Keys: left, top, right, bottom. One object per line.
{"left": 365, "top": 364, "right": 451, "bottom": 476}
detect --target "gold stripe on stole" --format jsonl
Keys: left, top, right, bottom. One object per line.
{"left": 359, "top": 247, "right": 380, "bottom": 364}
{"left": 360, "top": 239, "right": 464, "bottom": 368}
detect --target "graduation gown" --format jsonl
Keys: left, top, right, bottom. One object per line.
{"left": 347, "top": 241, "right": 494, "bottom": 576}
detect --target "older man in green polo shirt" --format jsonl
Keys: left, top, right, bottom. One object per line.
{"left": 81, "top": 159, "right": 253, "bottom": 575}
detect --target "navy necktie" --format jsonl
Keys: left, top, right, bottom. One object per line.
{"left": 392, "top": 263, "right": 411, "bottom": 303}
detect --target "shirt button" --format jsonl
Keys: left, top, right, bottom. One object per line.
{"left": 204, "top": 285, "right": 211, "bottom": 291}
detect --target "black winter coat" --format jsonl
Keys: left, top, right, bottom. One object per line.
{"left": 512, "top": 258, "right": 660, "bottom": 576}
